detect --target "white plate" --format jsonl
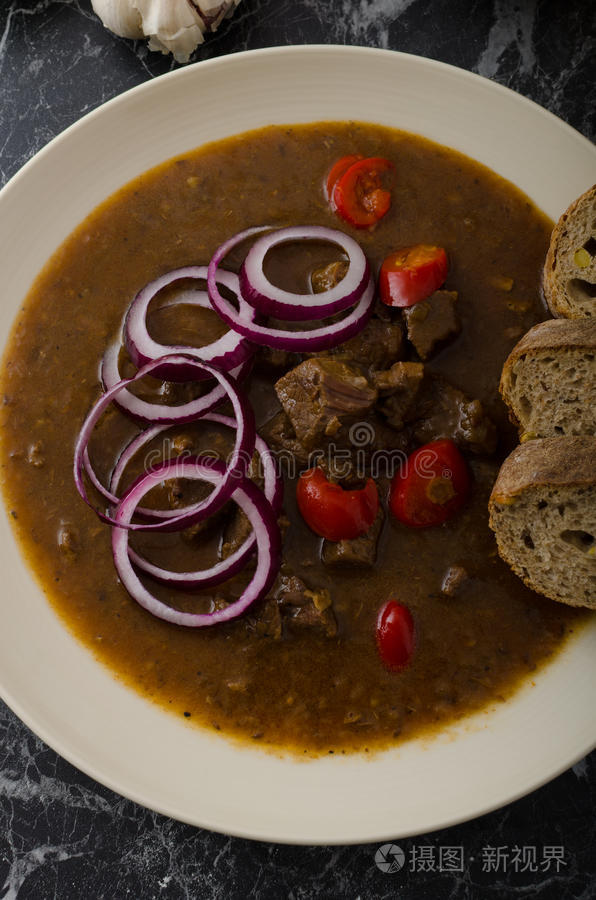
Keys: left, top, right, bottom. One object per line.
{"left": 0, "top": 46, "right": 595, "bottom": 845}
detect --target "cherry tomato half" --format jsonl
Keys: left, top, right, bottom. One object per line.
{"left": 379, "top": 244, "right": 448, "bottom": 308}
{"left": 296, "top": 467, "right": 379, "bottom": 541}
{"left": 330, "top": 156, "right": 394, "bottom": 228}
{"left": 376, "top": 599, "right": 415, "bottom": 671}
{"left": 325, "top": 154, "right": 363, "bottom": 201}
{"left": 389, "top": 439, "right": 471, "bottom": 528}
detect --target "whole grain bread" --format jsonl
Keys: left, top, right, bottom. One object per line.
{"left": 489, "top": 436, "right": 596, "bottom": 609}
{"left": 500, "top": 318, "right": 596, "bottom": 439}
{"left": 543, "top": 184, "right": 596, "bottom": 318}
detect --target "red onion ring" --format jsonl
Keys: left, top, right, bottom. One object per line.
{"left": 108, "top": 413, "right": 283, "bottom": 515}
{"left": 100, "top": 342, "right": 252, "bottom": 424}
{"left": 202, "top": 414, "right": 284, "bottom": 515}
{"left": 82, "top": 422, "right": 165, "bottom": 520}
{"left": 124, "top": 416, "right": 283, "bottom": 582}
{"left": 124, "top": 266, "right": 256, "bottom": 381}
{"left": 82, "top": 412, "right": 282, "bottom": 537}
{"left": 111, "top": 457, "right": 281, "bottom": 626}
{"left": 239, "top": 225, "right": 370, "bottom": 321}
{"left": 208, "top": 231, "right": 376, "bottom": 351}
{"left": 75, "top": 354, "right": 255, "bottom": 531}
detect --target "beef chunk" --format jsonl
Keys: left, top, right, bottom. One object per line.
{"left": 275, "top": 358, "right": 377, "bottom": 451}
{"left": 403, "top": 290, "right": 461, "bottom": 360}
{"left": 322, "top": 506, "right": 384, "bottom": 568}
{"left": 374, "top": 360, "right": 425, "bottom": 396}
{"left": 441, "top": 565, "right": 469, "bottom": 597}
{"left": 264, "top": 407, "right": 408, "bottom": 476}
{"left": 311, "top": 260, "right": 349, "bottom": 293}
{"left": 244, "top": 574, "right": 337, "bottom": 639}
{"left": 411, "top": 375, "right": 497, "bottom": 455}
{"left": 245, "top": 597, "right": 283, "bottom": 640}
{"left": 325, "top": 316, "right": 405, "bottom": 372}
{"left": 263, "top": 401, "right": 409, "bottom": 485}
{"left": 376, "top": 361, "right": 425, "bottom": 430}
{"left": 260, "top": 410, "right": 311, "bottom": 466}
{"left": 275, "top": 574, "right": 337, "bottom": 637}
{"left": 275, "top": 574, "right": 312, "bottom": 605}
{"left": 286, "top": 597, "right": 336, "bottom": 636}
{"left": 220, "top": 508, "right": 253, "bottom": 559}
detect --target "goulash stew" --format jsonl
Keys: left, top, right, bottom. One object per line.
{"left": 0, "top": 123, "right": 586, "bottom": 755}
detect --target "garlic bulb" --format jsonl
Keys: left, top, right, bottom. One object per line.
{"left": 91, "top": 0, "right": 242, "bottom": 63}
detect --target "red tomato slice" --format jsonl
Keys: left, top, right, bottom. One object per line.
{"left": 325, "top": 154, "right": 363, "bottom": 203}
{"left": 379, "top": 244, "right": 449, "bottom": 308}
{"left": 389, "top": 439, "right": 471, "bottom": 528}
{"left": 376, "top": 599, "right": 415, "bottom": 671}
{"left": 331, "top": 156, "right": 394, "bottom": 228}
{"left": 296, "top": 467, "right": 379, "bottom": 541}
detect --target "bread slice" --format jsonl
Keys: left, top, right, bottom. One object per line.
{"left": 543, "top": 184, "right": 596, "bottom": 318}
{"left": 500, "top": 318, "right": 596, "bottom": 439}
{"left": 489, "top": 436, "right": 596, "bottom": 609}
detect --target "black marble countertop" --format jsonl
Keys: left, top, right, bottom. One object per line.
{"left": 1, "top": 2, "right": 594, "bottom": 897}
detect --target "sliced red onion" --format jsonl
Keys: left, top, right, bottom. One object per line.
{"left": 83, "top": 412, "right": 282, "bottom": 586}
{"left": 108, "top": 413, "right": 283, "bottom": 514}
{"left": 108, "top": 424, "right": 168, "bottom": 508}
{"left": 209, "top": 250, "right": 376, "bottom": 351}
{"left": 239, "top": 225, "right": 370, "bottom": 321}
{"left": 201, "top": 413, "right": 284, "bottom": 515}
{"left": 82, "top": 423, "right": 165, "bottom": 519}
{"left": 120, "top": 413, "right": 283, "bottom": 580}
{"left": 112, "top": 457, "right": 281, "bottom": 626}
{"left": 100, "top": 342, "right": 252, "bottom": 424}
{"left": 84, "top": 411, "right": 283, "bottom": 529}
{"left": 75, "top": 354, "right": 255, "bottom": 531}
{"left": 124, "top": 266, "right": 256, "bottom": 381}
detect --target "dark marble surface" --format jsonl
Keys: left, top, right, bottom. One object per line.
{"left": 0, "top": 1, "right": 594, "bottom": 897}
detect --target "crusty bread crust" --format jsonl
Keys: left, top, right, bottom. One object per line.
{"left": 501, "top": 318, "right": 596, "bottom": 368}
{"left": 499, "top": 319, "right": 596, "bottom": 433}
{"left": 543, "top": 184, "right": 596, "bottom": 318}
{"left": 489, "top": 437, "right": 596, "bottom": 609}
{"left": 490, "top": 436, "right": 596, "bottom": 502}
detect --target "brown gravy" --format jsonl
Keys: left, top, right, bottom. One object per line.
{"left": 0, "top": 122, "right": 586, "bottom": 755}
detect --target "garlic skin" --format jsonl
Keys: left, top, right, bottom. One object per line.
{"left": 136, "top": 0, "right": 206, "bottom": 61}
{"left": 91, "top": 0, "right": 143, "bottom": 38}
{"left": 194, "top": 0, "right": 240, "bottom": 29}
{"left": 91, "top": 0, "right": 242, "bottom": 63}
